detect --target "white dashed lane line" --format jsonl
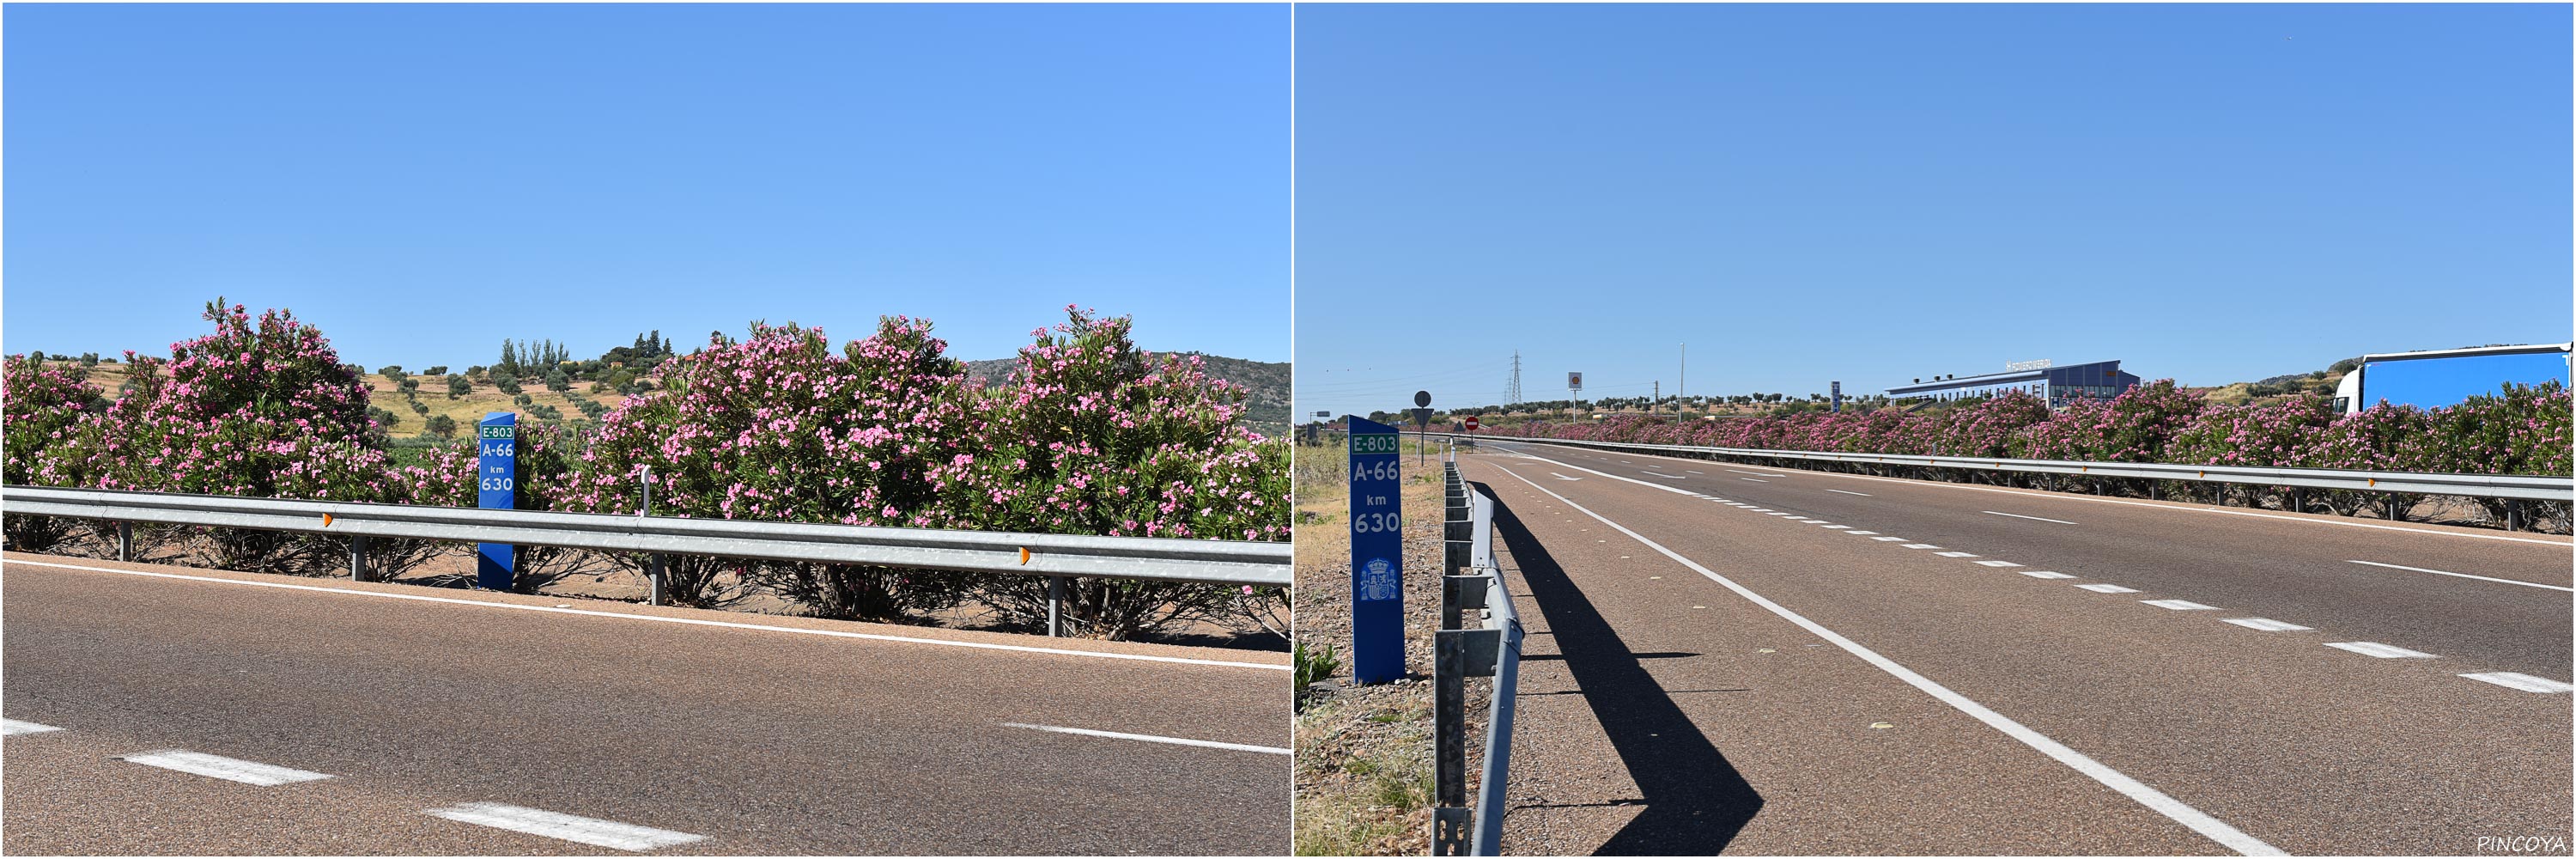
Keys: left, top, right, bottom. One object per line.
{"left": 1974, "top": 560, "right": 2024, "bottom": 568}
{"left": 2459, "top": 673, "right": 2576, "bottom": 693}
{"left": 2343, "top": 559, "right": 2574, "bottom": 593}
{"left": 1984, "top": 510, "right": 2077, "bottom": 525}
{"left": 2324, "top": 642, "right": 2436, "bottom": 659}
{"left": 3, "top": 718, "right": 65, "bottom": 736}
{"left": 2075, "top": 583, "right": 2139, "bottom": 594}
{"left": 2020, "top": 570, "right": 2079, "bottom": 580}
{"left": 427, "top": 802, "right": 709, "bottom": 852}
{"left": 1935, "top": 551, "right": 1980, "bottom": 558}
{"left": 1869, "top": 536, "right": 1907, "bottom": 541}
{"left": 1741, "top": 478, "right": 1769, "bottom": 483}
{"left": 122, "top": 750, "right": 334, "bottom": 786}
{"left": 2142, "top": 600, "right": 2218, "bottom": 611}
{"left": 1827, "top": 489, "right": 1873, "bottom": 497}
{"left": 2221, "top": 618, "right": 2312, "bottom": 631}
{"left": 1899, "top": 544, "right": 1941, "bottom": 550}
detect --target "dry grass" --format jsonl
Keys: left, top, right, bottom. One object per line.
{"left": 46, "top": 360, "right": 631, "bottom": 438}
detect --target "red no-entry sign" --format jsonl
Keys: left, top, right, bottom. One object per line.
{"left": 1463, "top": 416, "right": 1480, "bottom": 431}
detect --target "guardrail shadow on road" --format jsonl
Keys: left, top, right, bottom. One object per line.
{"left": 1485, "top": 490, "right": 1765, "bottom": 855}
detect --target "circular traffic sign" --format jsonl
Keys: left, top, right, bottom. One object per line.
{"left": 1413, "top": 390, "right": 1431, "bottom": 407}
{"left": 1464, "top": 416, "right": 1480, "bottom": 431}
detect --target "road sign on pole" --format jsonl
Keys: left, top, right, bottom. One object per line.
{"left": 1832, "top": 381, "right": 1843, "bottom": 413}
{"left": 476, "top": 412, "right": 518, "bottom": 591}
{"left": 1463, "top": 416, "right": 1480, "bottom": 431}
{"left": 1346, "top": 415, "right": 1404, "bottom": 685}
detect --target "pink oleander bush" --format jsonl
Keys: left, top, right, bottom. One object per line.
{"left": 5, "top": 301, "right": 1291, "bottom": 638}
{"left": 16, "top": 300, "right": 398, "bottom": 570}
{"left": 1497, "top": 379, "right": 2573, "bottom": 530}
{"left": 3, "top": 355, "right": 110, "bottom": 550}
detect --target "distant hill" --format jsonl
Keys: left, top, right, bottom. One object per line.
{"left": 962, "top": 352, "right": 1290, "bottom": 437}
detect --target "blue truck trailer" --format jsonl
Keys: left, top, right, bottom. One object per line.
{"left": 2333, "top": 342, "right": 2573, "bottom": 414}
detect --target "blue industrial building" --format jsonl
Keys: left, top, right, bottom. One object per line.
{"left": 1886, "top": 360, "right": 2140, "bottom": 407}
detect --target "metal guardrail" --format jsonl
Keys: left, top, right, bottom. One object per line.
{"left": 2, "top": 485, "right": 1290, "bottom": 635}
{"left": 1420, "top": 431, "right": 2573, "bottom": 528}
{"left": 1432, "top": 459, "right": 1523, "bottom": 856}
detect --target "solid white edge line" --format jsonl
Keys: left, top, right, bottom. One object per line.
{"left": 1827, "top": 489, "right": 1874, "bottom": 497}
{"left": 1, "top": 559, "right": 1289, "bottom": 672}
{"left": 1984, "top": 510, "right": 2078, "bottom": 525}
{"left": 2, "top": 718, "right": 64, "bottom": 736}
{"left": 1483, "top": 463, "right": 2285, "bottom": 856}
{"left": 1002, "top": 722, "right": 1290, "bottom": 755}
{"left": 425, "top": 801, "right": 708, "bottom": 851}
{"left": 1488, "top": 440, "right": 2573, "bottom": 547}
{"left": 123, "top": 750, "right": 333, "bottom": 786}
{"left": 2343, "top": 559, "right": 2574, "bottom": 593}
{"left": 2458, "top": 673, "right": 2576, "bottom": 693}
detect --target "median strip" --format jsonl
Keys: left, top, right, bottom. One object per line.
{"left": 427, "top": 801, "right": 708, "bottom": 851}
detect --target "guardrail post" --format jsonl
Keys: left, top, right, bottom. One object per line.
{"left": 2506, "top": 500, "right": 2524, "bottom": 532}
{"left": 646, "top": 553, "right": 666, "bottom": 606}
{"left": 348, "top": 535, "right": 368, "bottom": 582}
{"left": 1433, "top": 627, "right": 1468, "bottom": 854}
{"left": 115, "top": 521, "right": 132, "bottom": 563}
{"left": 2287, "top": 487, "right": 2304, "bottom": 515}
{"left": 1048, "top": 575, "right": 1066, "bottom": 637}
{"left": 2385, "top": 496, "right": 2404, "bottom": 522}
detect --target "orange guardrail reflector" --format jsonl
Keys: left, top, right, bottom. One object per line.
{"left": 1019, "top": 547, "right": 1031, "bottom": 564}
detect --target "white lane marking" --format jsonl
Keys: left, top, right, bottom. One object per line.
{"left": 1765, "top": 512, "right": 1794, "bottom": 517}
{"left": 3, "top": 560, "right": 1288, "bottom": 672}
{"left": 1002, "top": 722, "right": 1290, "bottom": 755}
{"left": 1827, "top": 489, "right": 1874, "bottom": 497}
{"left": 1747, "top": 508, "right": 1774, "bottom": 513}
{"left": 2325, "top": 641, "right": 2435, "bottom": 659}
{"left": 2344, "top": 559, "right": 2573, "bottom": 593}
{"left": 1644, "top": 464, "right": 1662, "bottom": 468}
{"left": 1869, "top": 536, "right": 1908, "bottom": 541}
{"left": 1686, "top": 470, "right": 1704, "bottom": 474}
{"left": 123, "top": 750, "right": 333, "bottom": 786}
{"left": 1485, "top": 464, "right": 2284, "bottom": 856}
{"left": 1899, "top": 544, "right": 1941, "bottom": 550}
{"left": 1641, "top": 472, "right": 1688, "bottom": 480}
{"left": 2020, "top": 570, "right": 2079, "bottom": 580}
{"left": 1492, "top": 440, "right": 2572, "bottom": 547}
{"left": 3, "top": 719, "right": 64, "bottom": 736}
{"left": 2458, "top": 673, "right": 2576, "bottom": 693}
{"left": 2075, "top": 583, "right": 2140, "bottom": 594}
{"left": 1974, "top": 560, "right": 2025, "bottom": 568}
{"left": 1935, "top": 551, "right": 1980, "bottom": 558}
{"left": 1820, "top": 524, "right": 1851, "bottom": 529}
{"left": 1723, "top": 468, "right": 1783, "bottom": 478}
{"left": 1984, "top": 510, "right": 2077, "bottom": 525}
{"left": 1740, "top": 478, "right": 1770, "bottom": 483}
{"left": 2142, "top": 600, "right": 2218, "bottom": 611}
{"left": 1551, "top": 472, "right": 1583, "bottom": 482}
{"left": 2221, "top": 618, "right": 2311, "bottom": 631}
{"left": 1846, "top": 530, "right": 1879, "bottom": 535}
{"left": 426, "top": 802, "right": 708, "bottom": 851}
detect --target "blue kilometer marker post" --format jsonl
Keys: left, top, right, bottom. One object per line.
{"left": 1346, "top": 415, "right": 1404, "bottom": 684}
{"left": 476, "top": 412, "right": 517, "bottom": 591}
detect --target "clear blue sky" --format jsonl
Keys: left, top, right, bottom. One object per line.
{"left": 4, "top": 3, "right": 1288, "bottom": 370}
{"left": 1294, "top": 3, "right": 2571, "bottom": 417}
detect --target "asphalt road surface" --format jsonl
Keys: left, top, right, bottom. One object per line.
{"left": 1462, "top": 440, "right": 2571, "bottom": 856}
{"left": 1, "top": 553, "right": 1289, "bottom": 856}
